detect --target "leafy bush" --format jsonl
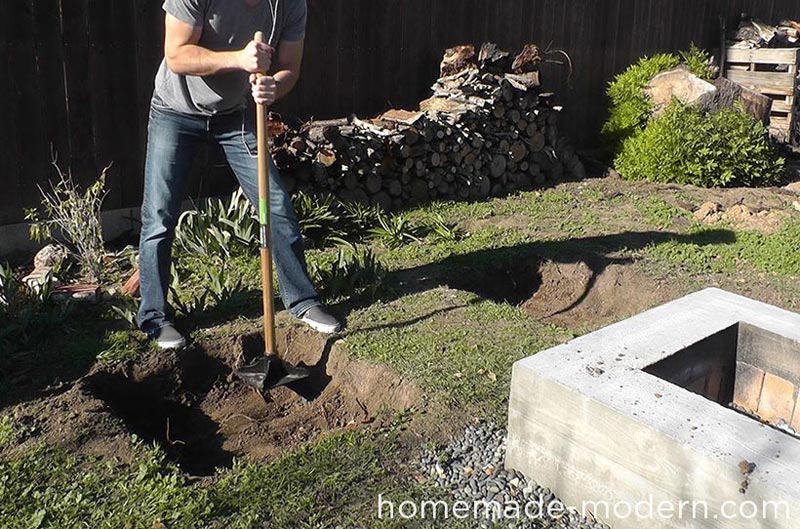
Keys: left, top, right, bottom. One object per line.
{"left": 25, "top": 164, "right": 109, "bottom": 283}
{"left": 615, "top": 102, "right": 784, "bottom": 187}
{"left": 602, "top": 53, "right": 681, "bottom": 151}
{"left": 680, "top": 43, "right": 714, "bottom": 80}
{"left": 602, "top": 45, "right": 714, "bottom": 153}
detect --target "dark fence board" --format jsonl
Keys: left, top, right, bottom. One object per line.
{"left": 3, "top": 0, "right": 800, "bottom": 226}
{"left": 0, "top": 0, "right": 21, "bottom": 219}
{"left": 8, "top": 0, "right": 48, "bottom": 213}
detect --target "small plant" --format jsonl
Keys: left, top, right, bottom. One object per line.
{"left": 169, "top": 264, "right": 209, "bottom": 319}
{"left": 174, "top": 189, "right": 258, "bottom": 259}
{"left": 169, "top": 260, "right": 247, "bottom": 319}
{"left": 109, "top": 296, "right": 139, "bottom": 330}
{"left": 369, "top": 212, "right": 422, "bottom": 248}
{"left": 25, "top": 163, "right": 109, "bottom": 283}
{"left": 615, "top": 102, "right": 784, "bottom": 187}
{"left": 424, "top": 213, "right": 463, "bottom": 243}
{"left": 680, "top": 43, "right": 714, "bottom": 80}
{"left": 0, "top": 263, "right": 71, "bottom": 349}
{"left": 96, "top": 330, "right": 142, "bottom": 365}
{"left": 291, "top": 191, "right": 349, "bottom": 247}
{"left": 308, "top": 247, "right": 386, "bottom": 302}
{"left": 339, "top": 201, "right": 382, "bottom": 239}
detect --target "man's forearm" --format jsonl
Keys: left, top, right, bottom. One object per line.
{"left": 166, "top": 45, "right": 242, "bottom": 76}
{"left": 273, "top": 69, "right": 300, "bottom": 100}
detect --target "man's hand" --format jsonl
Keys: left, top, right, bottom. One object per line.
{"left": 250, "top": 74, "right": 278, "bottom": 106}
{"left": 238, "top": 39, "right": 274, "bottom": 73}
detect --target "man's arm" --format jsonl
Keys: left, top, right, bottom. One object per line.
{"left": 164, "top": 14, "right": 272, "bottom": 76}
{"left": 250, "top": 39, "right": 304, "bottom": 105}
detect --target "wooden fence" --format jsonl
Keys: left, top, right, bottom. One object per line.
{"left": 1, "top": 0, "right": 799, "bottom": 226}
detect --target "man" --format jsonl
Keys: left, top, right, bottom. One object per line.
{"left": 137, "top": 0, "right": 340, "bottom": 349}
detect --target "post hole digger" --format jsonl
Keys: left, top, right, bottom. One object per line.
{"left": 235, "top": 31, "right": 311, "bottom": 393}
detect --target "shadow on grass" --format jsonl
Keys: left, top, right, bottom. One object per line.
{"left": 338, "top": 228, "right": 737, "bottom": 315}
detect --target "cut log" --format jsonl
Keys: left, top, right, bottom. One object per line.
{"left": 478, "top": 42, "right": 511, "bottom": 70}
{"left": 512, "top": 44, "right": 541, "bottom": 73}
{"left": 490, "top": 154, "right": 507, "bottom": 179}
{"left": 440, "top": 45, "right": 477, "bottom": 77}
{"left": 646, "top": 67, "right": 717, "bottom": 117}
{"left": 711, "top": 77, "right": 773, "bottom": 125}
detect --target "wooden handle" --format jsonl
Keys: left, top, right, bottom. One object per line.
{"left": 254, "top": 30, "right": 276, "bottom": 356}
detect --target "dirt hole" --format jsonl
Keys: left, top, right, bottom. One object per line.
{"left": 446, "top": 260, "right": 542, "bottom": 305}
{"left": 73, "top": 320, "right": 419, "bottom": 476}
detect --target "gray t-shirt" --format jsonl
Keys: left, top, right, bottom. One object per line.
{"left": 154, "top": 0, "right": 307, "bottom": 116}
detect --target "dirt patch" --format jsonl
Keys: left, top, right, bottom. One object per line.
{"left": 522, "top": 259, "right": 670, "bottom": 329}
{"left": 693, "top": 201, "right": 788, "bottom": 234}
{"left": 5, "top": 318, "right": 419, "bottom": 476}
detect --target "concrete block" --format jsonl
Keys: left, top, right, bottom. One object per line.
{"left": 507, "top": 288, "right": 800, "bottom": 529}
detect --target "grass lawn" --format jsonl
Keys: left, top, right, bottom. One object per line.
{"left": 2, "top": 175, "right": 800, "bottom": 528}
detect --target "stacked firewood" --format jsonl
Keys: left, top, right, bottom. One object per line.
{"left": 272, "top": 43, "right": 585, "bottom": 210}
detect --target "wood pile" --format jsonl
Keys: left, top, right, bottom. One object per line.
{"left": 272, "top": 43, "right": 586, "bottom": 210}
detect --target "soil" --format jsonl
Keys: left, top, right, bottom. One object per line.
{"left": 693, "top": 201, "right": 789, "bottom": 234}
{"left": 522, "top": 259, "right": 671, "bottom": 329}
{"left": 3, "top": 317, "right": 419, "bottom": 476}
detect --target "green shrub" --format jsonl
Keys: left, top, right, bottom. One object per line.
{"left": 680, "top": 43, "right": 714, "bottom": 80}
{"left": 602, "top": 53, "right": 681, "bottom": 151}
{"left": 615, "top": 103, "right": 784, "bottom": 187}
{"left": 602, "top": 45, "right": 714, "bottom": 153}
{"left": 25, "top": 164, "right": 109, "bottom": 283}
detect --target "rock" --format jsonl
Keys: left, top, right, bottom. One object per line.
{"left": 646, "top": 67, "right": 717, "bottom": 117}
{"left": 22, "top": 268, "right": 57, "bottom": 290}
{"left": 785, "top": 182, "right": 800, "bottom": 194}
{"left": 33, "top": 243, "right": 68, "bottom": 270}
{"left": 417, "top": 422, "right": 611, "bottom": 529}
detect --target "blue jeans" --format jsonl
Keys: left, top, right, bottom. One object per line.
{"left": 137, "top": 95, "right": 320, "bottom": 334}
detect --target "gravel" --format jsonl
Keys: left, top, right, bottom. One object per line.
{"left": 418, "top": 422, "right": 611, "bottom": 529}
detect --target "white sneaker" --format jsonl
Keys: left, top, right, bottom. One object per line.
{"left": 151, "top": 323, "right": 186, "bottom": 349}
{"left": 299, "top": 306, "right": 341, "bottom": 334}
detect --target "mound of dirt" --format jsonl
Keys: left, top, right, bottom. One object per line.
{"left": 522, "top": 259, "right": 669, "bottom": 329}
{"left": 5, "top": 319, "right": 419, "bottom": 476}
{"left": 693, "top": 201, "right": 787, "bottom": 234}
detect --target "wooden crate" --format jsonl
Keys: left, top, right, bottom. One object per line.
{"left": 724, "top": 47, "right": 800, "bottom": 142}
